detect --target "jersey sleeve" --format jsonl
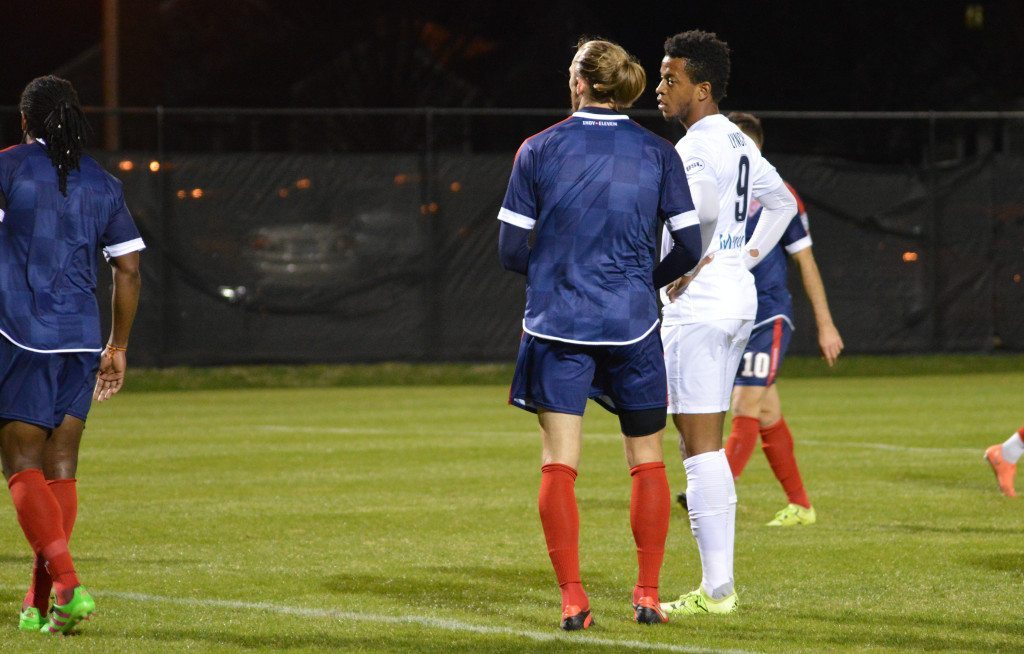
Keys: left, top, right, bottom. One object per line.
{"left": 101, "top": 180, "right": 145, "bottom": 260}
{"left": 780, "top": 183, "right": 812, "bottom": 254}
{"left": 676, "top": 137, "right": 718, "bottom": 188}
{"left": 749, "top": 149, "right": 786, "bottom": 198}
{"left": 497, "top": 141, "right": 538, "bottom": 229}
{"left": 659, "top": 147, "right": 698, "bottom": 231}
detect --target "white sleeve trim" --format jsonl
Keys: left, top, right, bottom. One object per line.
{"left": 103, "top": 237, "right": 146, "bottom": 259}
{"left": 497, "top": 207, "right": 536, "bottom": 230}
{"left": 667, "top": 210, "right": 699, "bottom": 231}
{"left": 784, "top": 235, "right": 813, "bottom": 255}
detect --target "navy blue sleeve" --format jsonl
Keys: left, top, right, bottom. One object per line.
{"left": 658, "top": 144, "right": 697, "bottom": 227}
{"left": 100, "top": 178, "right": 145, "bottom": 259}
{"left": 652, "top": 224, "right": 702, "bottom": 288}
{"left": 498, "top": 221, "right": 531, "bottom": 275}
{"left": 497, "top": 142, "right": 539, "bottom": 230}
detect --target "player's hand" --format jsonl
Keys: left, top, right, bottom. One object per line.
{"left": 818, "top": 324, "right": 844, "bottom": 367}
{"left": 94, "top": 347, "right": 127, "bottom": 402}
{"left": 667, "top": 254, "right": 714, "bottom": 302}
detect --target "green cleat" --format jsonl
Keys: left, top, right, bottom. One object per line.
{"left": 766, "top": 503, "right": 816, "bottom": 527}
{"left": 18, "top": 606, "right": 46, "bottom": 632}
{"left": 40, "top": 587, "right": 95, "bottom": 635}
{"left": 660, "top": 587, "right": 737, "bottom": 615}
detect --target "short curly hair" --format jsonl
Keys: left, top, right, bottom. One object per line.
{"left": 663, "top": 30, "right": 731, "bottom": 104}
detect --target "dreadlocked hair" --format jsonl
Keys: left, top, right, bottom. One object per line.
{"left": 20, "top": 76, "right": 90, "bottom": 196}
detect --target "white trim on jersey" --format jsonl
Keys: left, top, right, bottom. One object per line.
{"left": 497, "top": 207, "right": 536, "bottom": 230}
{"left": 0, "top": 330, "right": 102, "bottom": 355}
{"left": 572, "top": 111, "right": 630, "bottom": 121}
{"left": 784, "top": 235, "right": 812, "bottom": 255}
{"left": 103, "top": 237, "right": 146, "bottom": 260}
{"left": 0, "top": 209, "right": 5, "bottom": 223}
{"left": 667, "top": 210, "right": 699, "bottom": 232}
{"left": 523, "top": 317, "right": 660, "bottom": 347}
{"left": 752, "top": 313, "right": 796, "bottom": 331}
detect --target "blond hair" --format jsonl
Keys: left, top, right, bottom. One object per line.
{"left": 573, "top": 39, "right": 646, "bottom": 110}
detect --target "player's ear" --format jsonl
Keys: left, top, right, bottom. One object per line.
{"left": 697, "top": 82, "right": 712, "bottom": 102}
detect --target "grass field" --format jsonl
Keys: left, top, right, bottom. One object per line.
{"left": 1, "top": 364, "right": 1024, "bottom": 652}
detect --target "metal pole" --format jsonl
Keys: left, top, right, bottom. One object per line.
{"left": 927, "top": 112, "right": 941, "bottom": 351}
{"left": 102, "top": 0, "right": 120, "bottom": 150}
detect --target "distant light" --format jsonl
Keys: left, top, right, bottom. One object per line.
{"left": 902, "top": 251, "right": 919, "bottom": 263}
{"left": 176, "top": 189, "right": 187, "bottom": 200}
{"left": 118, "top": 160, "right": 134, "bottom": 171}
{"left": 428, "top": 202, "right": 439, "bottom": 214}
{"left": 419, "top": 204, "right": 428, "bottom": 215}
{"left": 394, "top": 174, "right": 409, "bottom": 186}
{"left": 148, "top": 160, "right": 160, "bottom": 172}
{"left": 295, "top": 178, "right": 311, "bottom": 190}
{"left": 191, "top": 188, "right": 203, "bottom": 199}
{"left": 1014, "top": 274, "right": 1022, "bottom": 284}
{"left": 449, "top": 181, "right": 462, "bottom": 192}
{"left": 278, "top": 188, "right": 290, "bottom": 198}
{"left": 965, "top": 4, "right": 984, "bottom": 30}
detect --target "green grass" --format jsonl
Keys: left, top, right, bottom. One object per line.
{"left": 2, "top": 371, "right": 1024, "bottom": 651}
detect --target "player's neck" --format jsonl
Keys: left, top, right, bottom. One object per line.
{"left": 682, "top": 103, "right": 719, "bottom": 130}
{"left": 575, "top": 96, "right": 616, "bottom": 112}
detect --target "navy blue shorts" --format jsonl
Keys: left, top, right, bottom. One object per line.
{"left": 734, "top": 317, "right": 793, "bottom": 387}
{"left": 0, "top": 337, "right": 99, "bottom": 430}
{"left": 508, "top": 329, "right": 668, "bottom": 416}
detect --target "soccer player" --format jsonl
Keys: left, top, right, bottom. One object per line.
{"left": 1, "top": 76, "right": 144, "bottom": 635}
{"left": 654, "top": 30, "right": 798, "bottom": 616}
{"left": 499, "top": 38, "right": 706, "bottom": 630}
{"left": 723, "top": 111, "right": 844, "bottom": 527}
{"left": 985, "top": 424, "right": 1024, "bottom": 497}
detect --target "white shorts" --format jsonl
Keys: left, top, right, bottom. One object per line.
{"left": 662, "top": 319, "right": 754, "bottom": 414}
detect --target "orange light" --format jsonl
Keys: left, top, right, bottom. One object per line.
{"left": 278, "top": 188, "right": 290, "bottom": 198}
{"left": 428, "top": 202, "right": 439, "bottom": 214}
{"left": 419, "top": 204, "right": 428, "bottom": 215}
{"left": 902, "top": 251, "right": 919, "bottom": 262}
{"left": 176, "top": 189, "right": 187, "bottom": 200}
{"left": 1014, "top": 274, "right": 1022, "bottom": 284}
{"left": 449, "top": 181, "right": 462, "bottom": 192}
{"left": 295, "top": 178, "right": 311, "bottom": 190}
{"left": 191, "top": 188, "right": 203, "bottom": 199}
{"left": 118, "top": 160, "right": 134, "bottom": 171}
{"left": 148, "top": 160, "right": 160, "bottom": 172}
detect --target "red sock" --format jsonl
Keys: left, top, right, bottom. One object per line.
{"left": 8, "top": 470, "right": 78, "bottom": 604}
{"left": 538, "top": 464, "right": 587, "bottom": 612}
{"left": 1017, "top": 425, "right": 1024, "bottom": 441}
{"left": 629, "top": 462, "right": 669, "bottom": 605}
{"left": 25, "top": 479, "right": 78, "bottom": 612}
{"left": 760, "top": 417, "right": 811, "bottom": 508}
{"left": 725, "top": 416, "right": 760, "bottom": 479}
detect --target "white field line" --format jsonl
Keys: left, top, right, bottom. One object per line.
{"left": 254, "top": 424, "right": 980, "bottom": 455}
{"left": 0, "top": 586, "right": 757, "bottom": 654}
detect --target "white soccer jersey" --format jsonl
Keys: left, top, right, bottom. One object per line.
{"left": 661, "top": 113, "right": 787, "bottom": 325}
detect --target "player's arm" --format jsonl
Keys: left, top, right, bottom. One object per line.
{"left": 95, "top": 250, "right": 140, "bottom": 401}
{"left": 676, "top": 141, "right": 719, "bottom": 256}
{"left": 498, "top": 221, "right": 530, "bottom": 275}
{"left": 743, "top": 157, "right": 797, "bottom": 269}
{"left": 790, "top": 247, "right": 843, "bottom": 366}
{"left": 653, "top": 144, "right": 708, "bottom": 288}
{"left": 496, "top": 141, "right": 538, "bottom": 277}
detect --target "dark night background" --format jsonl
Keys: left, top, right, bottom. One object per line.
{"left": 4, "top": 1, "right": 1023, "bottom": 113}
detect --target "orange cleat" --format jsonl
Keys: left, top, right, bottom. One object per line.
{"left": 985, "top": 445, "right": 1017, "bottom": 497}
{"left": 633, "top": 596, "right": 668, "bottom": 624}
{"left": 560, "top": 605, "right": 593, "bottom": 631}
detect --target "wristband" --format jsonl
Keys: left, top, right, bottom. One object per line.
{"left": 105, "top": 344, "right": 127, "bottom": 352}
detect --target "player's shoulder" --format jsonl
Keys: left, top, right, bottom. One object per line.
{"left": 78, "top": 154, "right": 125, "bottom": 195}
{"left": 517, "top": 115, "right": 577, "bottom": 154}
{"left": 0, "top": 142, "right": 35, "bottom": 164}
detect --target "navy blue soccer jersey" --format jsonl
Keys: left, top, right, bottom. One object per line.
{"left": 0, "top": 141, "right": 144, "bottom": 353}
{"left": 498, "top": 107, "right": 697, "bottom": 345}
{"left": 746, "top": 182, "right": 811, "bottom": 327}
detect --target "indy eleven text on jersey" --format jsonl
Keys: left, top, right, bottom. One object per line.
{"left": 498, "top": 107, "right": 696, "bottom": 346}
{"left": 660, "top": 113, "right": 786, "bottom": 325}
{"left": 0, "top": 141, "right": 145, "bottom": 353}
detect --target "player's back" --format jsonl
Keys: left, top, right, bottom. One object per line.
{"left": 504, "top": 107, "right": 688, "bottom": 345}
{"left": 0, "top": 142, "right": 137, "bottom": 351}
{"left": 662, "top": 113, "right": 782, "bottom": 325}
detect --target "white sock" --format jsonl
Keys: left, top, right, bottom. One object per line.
{"left": 684, "top": 449, "right": 735, "bottom": 600}
{"left": 1001, "top": 431, "right": 1024, "bottom": 464}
